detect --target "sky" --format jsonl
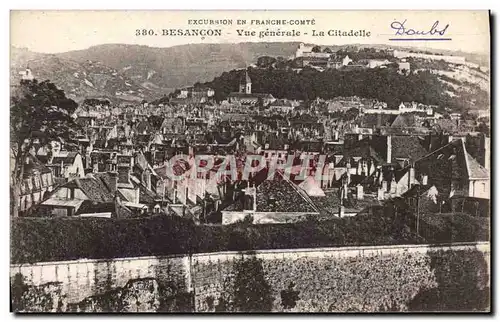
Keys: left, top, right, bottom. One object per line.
{"left": 10, "top": 10, "right": 490, "bottom": 54}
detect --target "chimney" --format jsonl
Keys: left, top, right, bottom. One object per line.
{"left": 47, "top": 151, "right": 54, "bottom": 164}
{"left": 422, "top": 174, "right": 428, "bottom": 186}
{"left": 108, "top": 171, "right": 118, "bottom": 194}
{"left": 135, "top": 186, "right": 140, "bottom": 204}
{"left": 408, "top": 166, "right": 415, "bottom": 188}
{"left": 386, "top": 135, "right": 392, "bottom": 163}
{"left": 253, "top": 183, "right": 257, "bottom": 211}
{"left": 356, "top": 185, "right": 364, "bottom": 200}
{"left": 377, "top": 186, "right": 384, "bottom": 200}
{"left": 484, "top": 136, "right": 490, "bottom": 170}
{"left": 145, "top": 171, "right": 152, "bottom": 190}
{"left": 345, "top": 161, "right": 352, "bottom": 185}
{"left": 390, "top": 177, "right": 397, "bottom": 195}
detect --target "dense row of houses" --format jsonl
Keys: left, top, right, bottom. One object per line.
{"left": 16, "top": 69, "right": 490, "bottom": 225}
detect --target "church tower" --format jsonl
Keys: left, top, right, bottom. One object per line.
{"left": 239, "top": 69, "right": 252, "bottom": 94}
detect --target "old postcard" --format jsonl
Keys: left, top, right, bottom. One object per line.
{"left": 10, "top": 10, "right": 490, "bottom": 313}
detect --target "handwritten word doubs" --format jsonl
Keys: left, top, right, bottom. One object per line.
{"left": 390, "top": 20, "right": 449, "bottom": 38}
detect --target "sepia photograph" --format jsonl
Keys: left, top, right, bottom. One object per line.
{"left": 9, "top": 10, "right": 491, "bottom": 313}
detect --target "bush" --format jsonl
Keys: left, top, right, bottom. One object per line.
{"left": 204, "top": 66, "right": 472, "bottom": 111}
{"left": 11, "top": 210, "right": 488, "bottom": 264}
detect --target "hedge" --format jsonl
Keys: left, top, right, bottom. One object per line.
{"left": 11, "top": 211, "right": 488, "bottom": 264}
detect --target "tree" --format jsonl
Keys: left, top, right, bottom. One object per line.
{"left": 323, "top": 47, "right": 332, "bottom": 53}
{"left": 10, "top": 79, "right": 78, "bottom": 217}
{"left": 81, "top": 98, "right": 111, "bottom": 110}
{"left": 477, "top": 122, "right": 490, "bottom": 135}
{"left": 311, "top": 45, "right": 322, "bottom": 53}
{"left": 257, "top": 97, "right": 265, "bottom": 109}
{"left": 256, "top": 56, "right": 277, "bottom": 69}
{"left": 275, "top": 56, "right": 287, "bottom": 70}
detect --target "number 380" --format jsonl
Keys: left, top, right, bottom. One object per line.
{"left": 135, "top": 29, "right": 156, "bottom": 36}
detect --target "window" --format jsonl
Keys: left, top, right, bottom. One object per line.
{"left": 483, "top": 183, "right": 486, "bottom": 192}
{"left": 437, "top": 154, "right": 444, "bottom": 160}
{"left": 33, "top": 176, "right": 40, "bottom": 189}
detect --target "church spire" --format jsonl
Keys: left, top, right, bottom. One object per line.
{"left": 239, "top": 67, "right": 252, "bottom": 94}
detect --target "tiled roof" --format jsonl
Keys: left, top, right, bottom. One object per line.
{"left": 93, "top": 172, "right": 114, "bottom": 192}
{"left": 309, "top": 190, "right": 341, "bottom": 216}
{"left": 23, "top": 154, "right": 52, "bottom": 178}
{"left": 270, "top": 99, "right": 294, "bottom": 107}
{"left": 138, "top": 184, "right": 162, "bottom": 204}
{"left": 466, "top": 152, "right": 489, "bottom": 179}
{"left": 391, "top": 136, "right": 428, "bottom": 161}
{"left": 390, "top": 114, "right": 419, "bottom": 128}
{"left": 222, "top": 171, "right": 320, "bottom": 214}
{"left": 76, "top": 200, "right": 115, "bottom": 215}
{"left": 298, "top": 176, "right": 326, "bottom": 197}
{"left": 255, "top": 172, "right": 319, "bottom": 213}
{"left": 64, "top": 175, "right": 115, "bottom": 203}
{"left": 296, "top": 140, "right": 323, "bottom": 153}
{"left": 359, "top": 114, "right": 397, "bottom": 128}
{"left": 154, "top": 158, "right": 191, "bottom": 179}
{"left": 51, "top": 152, "right": 79, "bottom": 165}
{"left": 228, "top": 92, "right": 274, "bottom": 99}
{"left": 135, "top": 120, "right": 152, "bottom": 134}
{"left": 401, "top": 184, "right": 433, "bottom": 198}
{"left": 290, "top": 114, "right": 319, "bottom": 124}
{"left": 263, "top": 134, "right": 289, "bottom": 150}
{"left": 221, "top": 113, "right": 254, "bottom": 123}
{"left": 339, "top": 139, "right": 385, "bottom": 166}
{"left": 412, "top": 139, "right": 476, "bottom": 197}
